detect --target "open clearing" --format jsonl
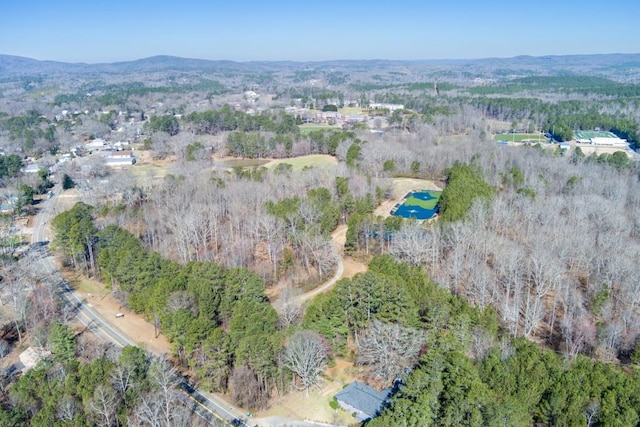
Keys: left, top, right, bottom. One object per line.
{"left": 575, "top": 144, "right": 631, "bottom": 157}
{"left": 263, "top": 154, "right": 338, "bottom": 170}
{"left": 339, "top": 107, "right": 366, "bottom": 115}
{"left": 254, "top": 359, "right": 359, "bottom": 426}
{"left": 128, "top": 152, "right": 173, "bottom": 184}
{"left": 494, "top": 132, "right": 546, "bottom": 142}
{"left": 215, "top": 158, "right": 270, "bottom": 168}
{"left": 298, "top": 123, "right": 342, "bottom": 134}
{"left": 68, "top": 273, "right": 172, "bottom": 355}
{"left": 129, "top": 153, "right": 339, "bottom": 189}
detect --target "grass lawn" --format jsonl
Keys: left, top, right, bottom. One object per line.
{"left": 128, "top": 152, "right": 173, "bottom": 185}
{"left": 298, "top": 124, "right": 341, "bottom": 134}
{"left": 255, "top": 358, "right": 358, "bottom": 425}
{"left": 263, "top": 154, "right": 338, "bottom": 170}
{"left": 218, "top": 158, "right": 270, "bottom": 168}
{"left": 494, "top": 133, "right": 546, "bottom": 142}
{"left": 129, "top": 163, "right": 168, "bottom": 177}
{"left": 404, "top": 192, "right": 441, "bottom": 210}
{"left": 339, "top": 106, "right": 366, "bottom": 115}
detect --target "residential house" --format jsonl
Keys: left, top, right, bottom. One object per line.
{"left": 106, "top": 150, "right": 135, "bottom": 167}
{"left": 334, "top": 381, "right": 392, "bottom": 422}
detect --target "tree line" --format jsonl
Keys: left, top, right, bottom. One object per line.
{"left": 181, "top": 105, "right": 298, "bottom": 136}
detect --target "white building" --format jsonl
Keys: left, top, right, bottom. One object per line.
{"left": 590, "top": 137, "right": 628, "bottom": 147}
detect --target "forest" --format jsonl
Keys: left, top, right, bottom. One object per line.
{"left": 1, "top": 54, "right": 640, "bottom": 426}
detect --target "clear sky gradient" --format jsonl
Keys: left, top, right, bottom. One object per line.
{"left": 1, "top": 0, "right": 638, "bottom": 63}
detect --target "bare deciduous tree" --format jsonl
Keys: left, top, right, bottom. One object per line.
{"left": 166, "top": 290, "right": 198, "bottom": 316}
{"left": 56, "top": 395, "right": 79, "bottom": 422}
{"left": 282, "top": 330, "right": 329, "bottom": 396}
{"left": 275, "top": 285, "right": 302, "bottom": 328}
{"left": 229, "top": 365, "right": 269, "bottom": 410}
{"left": 355, "top": 320, "right": 423, "bottom": 381}
{"left": 89, "top": 384, "right": 119, "bottom": 427}
{"left": 389, "top": 223, "right": 433, "bottom": 266}
{"left": 111, "top": 361, "right": 136, "bottom": 405}
{"left": 148, "top": 356, "right": 181, "bottom": 426}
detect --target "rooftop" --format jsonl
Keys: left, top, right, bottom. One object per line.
{"left": 334, "top": 381, "right": 392, "bottom": 421}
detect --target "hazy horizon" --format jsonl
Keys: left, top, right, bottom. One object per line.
{"left": 2, "top": 0, "right": 639, "bottom": 64}
{"left": 5, "top": 51, "right": 640, "bottom": 66}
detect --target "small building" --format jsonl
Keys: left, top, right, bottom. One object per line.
{"left": 590, "top": 137, "right": 627, "bottom": 147}
{"left": 369, "top": 102, "right": 405, "bottom": 112}
{"left": 22, "top": 163, "right": 41, "bottom": 174}
{"left": 334, "top": 381, "right": 392, "bottom": 422}
{"left": 106, "top": 150, "right": 135, "bottom": 167}
{"left": 345, "top": 114, "right": 365, "bottom": 123}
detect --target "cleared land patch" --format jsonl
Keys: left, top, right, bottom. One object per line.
{"left": 263, "top": 154, "right": 338, "bottom": 170}
{"left": 217, "top": 158, "right": 270, "bottom": 168}
{"left": 298, "top": 123, "right": 342, "bottom": 134}
{"left": 339, "top": 106, "right": 366, "bottom": 115}
{"left": 494, "top": 132, "right": 546, "bottom": 142}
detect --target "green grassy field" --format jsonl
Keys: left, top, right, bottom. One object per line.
{"left": 218, "top": 158, "right": 270, "bottom": 168}
{"left": 339, "top": 107, "right": 366, "bottom": 115}
{"left": 129, "top": 162, "right": 169, "bottom": 184}
{"left": 494, "top": 133, "right": 546, "bottom": 142}
{"left": 298, "top": 123, "right": 342, "bottom": 134}
{"left": 264, "top": 154, "right": 338, "bottom": 170}
{"left": 574, "top": 130, "right": 618, "bottom": 139}
{"left": 404, "top": 191, "right": 442, "bottom": 210}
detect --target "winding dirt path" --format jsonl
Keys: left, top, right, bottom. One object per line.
{"left": 292, "top": 178, "right": 440, "bottom": 304}
{"left": 295, "top": 225, "right": 348, "bottom": 304}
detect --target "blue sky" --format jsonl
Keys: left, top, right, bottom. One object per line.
{"left": 1, "top": 0, "right": 638, "bottom": 63}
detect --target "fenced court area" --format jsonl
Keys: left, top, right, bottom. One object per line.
{"left": 391, "top": 190, "right": 442, "bottom": 220}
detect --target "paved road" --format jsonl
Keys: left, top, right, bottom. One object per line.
{"left": 31, "top": 188, "right": 249, "bottom": 427}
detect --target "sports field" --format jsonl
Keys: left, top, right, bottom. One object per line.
{"left": 493, "top": 132, "right": 546, "bottom": 142}
{"left": 574, "top": 130, "right": 618, "bottom": 140}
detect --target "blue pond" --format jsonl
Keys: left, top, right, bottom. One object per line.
{"left": 392, "top": 191, "right": 440, "bottom": 220}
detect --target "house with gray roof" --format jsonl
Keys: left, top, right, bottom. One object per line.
{"left": 334, "top": 381, "right": 392, "bottom": 422}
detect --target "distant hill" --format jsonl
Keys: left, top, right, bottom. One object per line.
{"left": 0, "top": 54, "right": 89, "bottom": 76}
{"left": 1, "top": 53, "right": 639, "bottom": 80}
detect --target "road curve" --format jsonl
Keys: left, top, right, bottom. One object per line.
{"left": 31, "top": 188, "right": 249, "bottom": 427}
